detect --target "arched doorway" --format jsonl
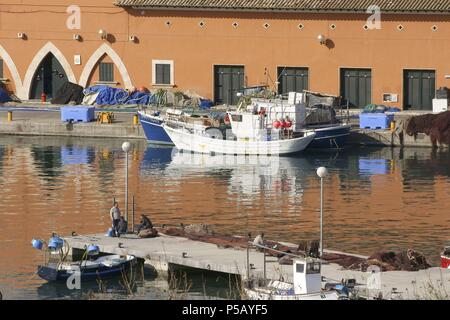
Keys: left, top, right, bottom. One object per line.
{"left": 29, "top": 53, "right": 68, "bottom": 100}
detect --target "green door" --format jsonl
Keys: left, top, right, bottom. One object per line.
{"left": 277, "top": 67, "right": 309, "bottom": 95}
{"left": 30, "top": 53, "right": 67, "bottom": 99}
{"left": 214, "top": 65, "right": 245, "bottom": 106}
{"left": 340, "top": 68, "right": 372, "bottom": 108}
{"left": 403, "top": 70, "right": 435, "bottom": 110}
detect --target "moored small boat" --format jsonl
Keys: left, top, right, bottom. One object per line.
{"left": 244, "top": 257, "right": 348, "bottom": 300}
{"left": 163, "top": 110, "right": 316, "bottom": 155}
{"left": 37, "top": 254, "right": 137, "bottom": 282}
{"left": 304, "top": 123, "right": 352, "bottom": 148}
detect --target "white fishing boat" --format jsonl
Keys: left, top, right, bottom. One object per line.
{"left": 163, "top": 108, "right": 316, "bottom": 155}
{"left": 244, "top": 257, "right": 347, "bottom": 300}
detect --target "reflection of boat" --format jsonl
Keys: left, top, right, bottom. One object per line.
{"left": 164, "top": 110, "right": 316, "bottom": 155}
{"left": 139, "top": 145, "right": 175, "bottom": 172}
{"left": 37, "top": 255, "right": 136, "bottom": 282}
{"left": 244, "top": 258, "right": 346, "bottom": 300}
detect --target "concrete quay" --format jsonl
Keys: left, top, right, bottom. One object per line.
{"left": 0, "top": 109, "right": 145, "bottom": 140}
{"left": 0, "top": 107, "right": 443, "bottom": 148}
{"left": 64, "top": 233, "right": 450, "bottom": 300}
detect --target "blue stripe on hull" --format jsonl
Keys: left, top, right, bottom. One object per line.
{"left": 308, "top": 126, "right": 351, "bottom": 149}
{"left": 138, "top": 113, "right": 174, "bottom": 145}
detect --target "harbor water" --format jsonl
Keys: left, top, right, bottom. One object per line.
{"left": 0, "top": 135, "right": 449, "bottom": 299}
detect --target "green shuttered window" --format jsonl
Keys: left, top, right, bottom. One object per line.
{"left": 99, "top": 62, "right": 114, "bottom": 82}
{"left": 155, "top": 64, "right": 171, "bottom": 85}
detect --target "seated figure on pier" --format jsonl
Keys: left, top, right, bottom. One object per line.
{"left": 118, "top": 216, "right": 128, "bottom": 235}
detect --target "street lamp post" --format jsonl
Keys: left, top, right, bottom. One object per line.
{"left": 122, "top": 141, "right": 131, "bottom": 226}
{"left": 316, "top": 166, "right": 328, "bottom": 258}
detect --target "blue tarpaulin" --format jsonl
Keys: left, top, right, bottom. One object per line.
{"left": 0, "top": 88, "right": 12, "bottom": 103}
{"left": 83, "top": 86, "right": 156, "bottom": 105}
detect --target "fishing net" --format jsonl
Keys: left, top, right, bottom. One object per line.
{"left": 405, "top": 111, "right": 450, "bottom": 146}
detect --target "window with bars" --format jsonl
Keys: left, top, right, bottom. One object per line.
{"left": 99, "top": 62, "right": 114, "bottom": 82}
{"left": 155, "top": 63, "right": 171, "bottom": 85}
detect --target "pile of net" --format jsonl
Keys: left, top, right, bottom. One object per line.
{"left": 406, "top": 111, "right": 450, "bottom": 146}
{"left": 156, "top": 225, "right": 431, "bottom": 271}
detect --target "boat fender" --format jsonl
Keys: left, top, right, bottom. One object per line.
{"left": 48, "top": 236, "right": 64, "bottom": 251}
{"left": 31, "top": 239, "right": 44, "bottom": 250}
{"left": 87, "top": 245, "right": 100, "bottom": 256}
{"left": 273, "top": 120, "right": 281, "bottom": 129}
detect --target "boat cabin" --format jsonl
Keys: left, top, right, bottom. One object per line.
{"left": 292, "top": 258, "right": 322, "bottom": 295}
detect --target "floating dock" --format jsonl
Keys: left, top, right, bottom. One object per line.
{"left": 64, "top": 233, "right": 450, "bottom": 299}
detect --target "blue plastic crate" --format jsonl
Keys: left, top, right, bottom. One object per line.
{"left": 61, "top": 106, "right": 95, "bottom": 123}
{"left": 359, "top": 113, "right": 394, "bottom": 130}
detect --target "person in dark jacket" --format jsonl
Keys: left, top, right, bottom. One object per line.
{"left": 136, "top": 214, "right": 153, "bottom": 233}
{"left": 118, "top": 216, "right": 128, "bottom": 236}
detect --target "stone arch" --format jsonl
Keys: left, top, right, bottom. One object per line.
{"left": 79, "top": 43, "right": 132, "bottom": 89}
{"left": 0, "top": 45, "right": 23, "bottom": 96}
{"left": 22, "top": 42, "right": 76, "bottom": 100}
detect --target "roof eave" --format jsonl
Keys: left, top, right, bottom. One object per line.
{"left": 117, "top": 5, "right": 450, "bottom": 15}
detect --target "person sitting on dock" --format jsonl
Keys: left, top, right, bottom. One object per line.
{"left": 118, "top": 216, "right": 128, "bottom": 236}
{"left": 109, "top": 202, "right": 121, "bottom": 237}
{"left": 136, "top": 214, "right": 153, "bottom": 234}
{"left": 137, "top": 214, "right": 158, "bottom": 238}
{"left": 253, "top": 233, "right": 265, "bottom": 252}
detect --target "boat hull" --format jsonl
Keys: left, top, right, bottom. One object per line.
{"left": 307, "top": 124, "right": 351, "bottom": 149}
{"left": 244, "top": 288, "right": 341, "bottom": 300}
{"left": 164, "top": 125, "right": 316, "bottom": 155}
{"left": 37, "top": 256, "right": 136, "bottom": 282}
{"left": 138, "top": 111, "right": 174, "bottom": 145}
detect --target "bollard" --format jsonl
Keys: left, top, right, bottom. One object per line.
{"left": 133, "top": 114, "right": 139, "bottom": 125}
{"left": 390, "top": 120, "right": 396, "bottom": 132}
{"left": 7, "top": 111, "right": 12, "bottom": 122}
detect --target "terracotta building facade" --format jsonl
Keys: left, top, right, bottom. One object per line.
{"left": 0, "top": 0, "right": 449, "bottom": 109}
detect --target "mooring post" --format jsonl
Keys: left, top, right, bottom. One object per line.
{"left": 246, "top": 232, "right": 250, "bottom": 280}
{"left": 131, "top": 195, "right": 134, "bottom": 232}
{"left": 263, "top": 246, "right": 266, "bottom": 282}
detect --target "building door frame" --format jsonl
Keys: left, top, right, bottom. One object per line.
{"left": 29, "top": 53, "right": 68, "bottom": 100}
{"left": 403, "top": 69, "right": 435, "bottom": 110}
{"left": 339, "top": 67, "right": 372, "bottom": 108}
{"left": 213, "top": 64, "right": 245, "bottom": 106}
{"left": 276, "top": 66, "right": 309, "bottom": 95}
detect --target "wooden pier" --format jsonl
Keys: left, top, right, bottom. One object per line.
{"left": 64, "top": 232, "right": 450, "bottom": 299}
